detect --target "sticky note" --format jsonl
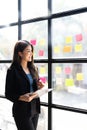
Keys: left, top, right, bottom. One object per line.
{"left": 39, "top": 39, "right": 45, "bottom": 45}
{"left": 65, "top": 67, "right": 71, "bottom": 74}
{"left": 55, "top": 67, "right": 61, "bottom": 74}
{"left": 76, "top": 34, "right": 82, "bottom": 42}
{"left": 66, "top": 36, "right": 72, "bottom": 43}
{"left": 40, "top": 77, "right": 46, "bottom": 83}
{"left": 54, "top": 46, "right": 60, "bottom": 53}
{"left": 40, "top": 67, "right": 46, "bottom": 74}
{"left": 65, "top": 78, "right": 74, "bottom": 86}
{"left": 75, "top": 44, "right": 82, "bottom": 52}
{"left": 63, "top": 46, "right": 72, "bottom": 53}
{"left": 76, "top": 73, "right": 83, "bottom": 80}
{"left": 30, "top": 39, "right": 36, "bottom": 45}
{"left": 39, "top": 50, "right": 44, "bottom": 56}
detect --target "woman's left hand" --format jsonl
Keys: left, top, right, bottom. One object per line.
{"left": 37, "top": 80, "right": 44, "bottom": 89}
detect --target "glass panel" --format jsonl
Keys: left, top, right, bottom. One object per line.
{"left": 37, "top": 106, "right": 48, "bottom": 130}
{"left": 0, "top": 63, "right": 10, "bottom": 96}
{"left": 52, "top": 0, "right": 87, "bottom": 13}
{"left": 0, "top": 98, "right": 16, "bottom": 130}
{"left": 0, "top": 26, "right": 18, "bottom": 60}
{"left": 52, "top": 63, "right": 87, "bottom": 109}
{"left": 22, "top": 21, "right": 48, "bottom": 59}
{"left": 0, "top": 0, "right": 18, "bottom": 25}
{"left": 52, "top": 108, "right": 87, "bottom": 130}
{"left": 22, "top": 0, "right": 48, "bottom": 20}
{"left": 52, "top": 13, "right": 87, "bottom": 59}
{"left": 35, "top": 63, "right": 48, "bottom": 102}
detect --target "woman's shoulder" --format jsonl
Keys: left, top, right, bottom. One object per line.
{"left": 7, "top": 63, "right": 17, "bottom": 73}
{"left": 7, "top": 66, "right": 15, "bottom": 75}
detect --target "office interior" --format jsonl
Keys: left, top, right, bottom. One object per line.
{"left": 0, "top": 0, "right": 87, "bottom": 130}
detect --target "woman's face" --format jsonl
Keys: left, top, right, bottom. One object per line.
{"left": 19, "top": 45, "right": 33, "bottom": 62}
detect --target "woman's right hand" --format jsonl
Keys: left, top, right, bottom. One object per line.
{"left": 18, "top": 93, "right": 33, "bottom": 102}
{"left": 18, "top": 93, "right": 38, "bottom": 102}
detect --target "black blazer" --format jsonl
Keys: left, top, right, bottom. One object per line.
{"left": 5, "top": 62, "right": 40, "bottom": 117}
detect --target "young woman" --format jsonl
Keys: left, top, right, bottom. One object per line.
{"left": 5, "top": 40, "right": 44, "bottom": 130}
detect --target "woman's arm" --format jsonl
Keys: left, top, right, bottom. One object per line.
{"left": 5, "top": 69, "right": 19, "bottom": 102}
{"left": 18, "top": 93, "right": 38, "bottom": 102}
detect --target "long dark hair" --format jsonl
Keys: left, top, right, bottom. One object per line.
{"left": 12, "top": 40, "right": 39, "bottom": 79}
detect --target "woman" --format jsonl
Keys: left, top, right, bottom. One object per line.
{"left": 5, "top": 40, "right": 44, "bottom": 130}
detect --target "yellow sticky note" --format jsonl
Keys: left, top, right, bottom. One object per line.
{"left": 75, "top": 44, "right": 82, "bottom": 52}
{"left": 55, "top": 67, "right": 61, "bottom": 74}
{"left": 65, "top": 78, "right": 74, "bottom": 86}
{"left": 40, "top": 67, "right": 46, "bottom": 74}
{"left": 54, "top": 46, "right": 60, "bottom": 53}
{"left": 76, "top": 73, "right": 83, "bottom": 80}
{"left": 66, "top": 36, "right": 72, "bottom": 44}
{"left": 39, "top": 39, "right": 45, "bottom": 45}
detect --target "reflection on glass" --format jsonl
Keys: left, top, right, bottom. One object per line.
{"left": 52, "top": 13, "right": 87, "bottom": 59}
{"left": 52, "top": 63, "right": 87, "bottom": 109}
{"left": 37, "top": 106, "right": 48, "bottom": 130}
{"left": 0, "top": 98, "right": 17, "bottom": 130}
{"left": 0, "top": 64, "right": 10, "bottom": 96}
{"left": 0, "top": 0, "right": 18, "bottom": 25}
{"left": 52, "top": 108, "right": 87, "bottom": 130}
{"left": 22, "top": 0, "right": 48, "bottom": 20}
{"left": 0, "top": 26, "right": 18, "bottom": 60}
{"left": 22, "top": 21, "right": 48, "bottom": 59}
{"left": 52, "top": 0, "right": 87, "bottom": 13}
{"left": 35, "top": 63, "right": 48, "bottom": 102}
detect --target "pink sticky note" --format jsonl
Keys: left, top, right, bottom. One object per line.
{"left": 40, "top": 77, "right": 46, "bottom": 83}
{"left": 30, "top": 39, "right": 36, "bottom": 45}
{"left": 65, "top": 67, "right": 71, "bottom": 74}
{"left": 39, "top": 50, "right": 44, "bottom": 56}
{"left": 76, "top": 34, "right": 82, "bottom": 42}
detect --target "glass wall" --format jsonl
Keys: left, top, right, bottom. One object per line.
{"left": 52, "top": 13, "right": 87, "bottom": 59}
{"left": 22, "top": 0, "right": 48, "bottom": 20}
{"left": 0, "top": 27, "right": 18, "bottom": 60}
{"left": 52, "top": 108, "right": 87, "bottom": 130}
{"left": 0, "top": 0, "right": 18, "bottom": 25}
{"left": 22, "top": 21, "right": 48, "bottom": 59}
{"left": 52, "top": 0, "right": 87, "bottom": 13}
{"left": 52, "top": 63, "right": 87, "bottom": 109}
{"left": 0, "top": 98, "right": 16, "bottom": 130}
{"left": 0, "top": 0, "right": 87, "bottom": 130}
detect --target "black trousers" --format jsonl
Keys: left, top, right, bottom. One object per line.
{"left": 14, "top": 114, "right": 39, "bottom": 130}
